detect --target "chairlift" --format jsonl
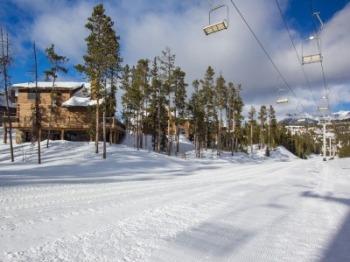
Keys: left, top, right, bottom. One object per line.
{"left": 203, "top": 4, "right": 229, "bottom": 35}
{"left": 276, "top": 98, "right": 289, "bottom": 104}
{"left": 318, "top": 95, "right": 329, "bottom": 112}
{"left": 276, "top": 87, "right": 289, "bottom": 104}
{"left": 302, "top": 35, "right": 323, "bottom": 65}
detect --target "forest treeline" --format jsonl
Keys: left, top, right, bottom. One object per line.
{"left": 0, "top": 3, "right": 322, "bottom": 162}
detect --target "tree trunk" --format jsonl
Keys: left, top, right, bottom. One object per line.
{"left": 157, "top": 93, "right": 161, "bottom": 153}
{"left": 103, "top": 111, "right": 106, "bottom": 159}
{"left": 38, "top": 127, "right": 41, "bottom": 164}
{"left": 167, "top": 94, "right": 171, "bottom": 156}
{"left": 3, "top": 121, "right": 7, "bottom": 144}
{"left": 1, "top": 29, "right": 14, "bottom": 162}
{"left": 250, "top": 124, "right": 253, "bottom": 154}
{"left": 95, "top": 98, "right": 99, "bottom": 154}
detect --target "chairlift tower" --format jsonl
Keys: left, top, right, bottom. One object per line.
{"left": 303, "top": 12, "right": 331, "bottom": 161}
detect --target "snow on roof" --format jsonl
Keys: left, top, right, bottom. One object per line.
{"left": 12, "top": 82, "right": 88, "bottom": 90}
{"left": 62, "top": 96, "right": 103, "bottom": 107}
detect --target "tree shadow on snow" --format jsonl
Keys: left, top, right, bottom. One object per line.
{"left": 166, "top": 222, "right": 253, "bottom": 258}
{"left": 0, "top": 156, "right": 223, "bottom": 187}
{"left": 301, "top": 191, "right": 350, "bottom": 262}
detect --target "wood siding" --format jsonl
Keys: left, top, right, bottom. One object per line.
{"left": 14, "top": 89, "right": 91, "bottom": 130}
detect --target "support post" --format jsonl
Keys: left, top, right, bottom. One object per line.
{"left": 3, "top": 120, "right": 7, "bottom": 144}
{"left": 60, "top": 129, "right": 64, "bottom": 140}
{"left": 103, "top": 111, "right": 106, "bottom": 159}
{"left": 323, "top": 122, "right": 327, "bottom": 161}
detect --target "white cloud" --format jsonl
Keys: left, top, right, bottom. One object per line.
{"left": 9, "top": 0, "right": 350, "bottom": 115}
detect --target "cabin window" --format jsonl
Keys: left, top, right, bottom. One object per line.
{"left": 52, "top": 92, "right": 62, "bottom": 106}
{"left": 27, "top": 92, "right": 36, "bottom": 100}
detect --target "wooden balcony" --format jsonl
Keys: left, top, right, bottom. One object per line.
{"left": 7, "top": 116, "right": 124, "bottom": 132}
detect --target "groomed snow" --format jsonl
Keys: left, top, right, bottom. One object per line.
{"left": 1, "top": 138, "right": 350, "bottom": 261}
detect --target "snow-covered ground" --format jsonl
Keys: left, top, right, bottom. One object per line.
{"left": 1, "top": 139, "right": 350, "bottom": 262}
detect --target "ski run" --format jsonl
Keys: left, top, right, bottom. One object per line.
{"left": 0, "top": 140, "right": 350, "bottom": 262}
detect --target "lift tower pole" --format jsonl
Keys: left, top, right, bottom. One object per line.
{"left": 322, "top": 121, "right": 327, "bottom": 161}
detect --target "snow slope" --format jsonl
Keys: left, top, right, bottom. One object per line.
{"left": 1, "top": 140, "right": 350, "bottom": 262}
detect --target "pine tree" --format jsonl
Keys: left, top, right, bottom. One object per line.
{"left": 258, "top": 105, "right": 267, "bottom": 149}
{"left": 248, "top": 106, "right": 256, "bottom": 154}
{"left": 188, "top": 79, "right": 205, "bottom": 158}
{"left": 0, "top": 28, "right": 14, "bottom": 162}
{"left": 158, "top": 47, "right": 176, "bottom": 155}
{"left": 173, "top": 67, "right": 187, "bottom": 155}
{"left": 215, "top": 74, "right": 227, "bottom": 155}
{"left": 76, "top": 4, "right": 120, "bottom": 156}
{"left": 148, "top": 58, "right": 168, "bottom": 153}
{"left": 134, "top": 59, "right": 150, "bottom": 150}
{"left": 200, "top": 66, "right": 215, "bottom": 150}
{"left": 44, "top": 44, "right": 68, "bottom": 148}
{"left": 121, "top": 65, "right": 132, "bottom": 131}
{"left": 226, "top": 82, "right": 236, "bottom": 155}
{"left": 233, "top": 84, "right": 244, "bottom": 152}
{"left": 268, "top": 105, "right": 277, "bottom": 149}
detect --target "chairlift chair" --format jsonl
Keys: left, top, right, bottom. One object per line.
{"left": 203, "top": 4, "right": 229, "bottom": 35}
{"left": 276, "top": 98, "right": 289, "bottom": 104}
{"left": 302, "top": 35, "right": 323, "bottom": 65}
{"left": 318, "top": 95, "right": 329, "bottom": 112}
{"left": 276, "top": 87, "right": 289, "bottom": 104}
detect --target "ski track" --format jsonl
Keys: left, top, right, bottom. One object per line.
{"left": 0, "top": 141, "right": 350, "bottom": 261}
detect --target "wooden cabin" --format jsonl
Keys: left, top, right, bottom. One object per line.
{"left": 10, "top": 82, "right": 124, "bottom": 143}
{"left": 0, "top": 91, "right": 16, "bottom": 127}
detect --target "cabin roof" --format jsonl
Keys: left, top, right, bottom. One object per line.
{"left": 12, "top": 82, "right": 88, "bottom": 90}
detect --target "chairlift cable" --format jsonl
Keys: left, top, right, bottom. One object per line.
{"left": 228, "top": 0, "right": 306, "bottom": 113}
{"left": 309, "top": 0, "right": 332, "bottom": 115}
{"left": 274, "top": 0, "right": 318, "bottom": 110}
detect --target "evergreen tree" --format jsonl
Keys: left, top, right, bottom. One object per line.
{"left": 248, "top": 106, "right": 256, "bottom": 154}
{"left": 0, "top": 28, "right": 14, "bottom": 162}
{"left": 120, "top": 65, "right": 133, "bottom": 131}
{"left": 233, "top": 84, "right": 244, "bottom": 152}
{"left": 148, "top": 57, "right": 168, "bottom": 152}
{"left": 226, "top": 82, "right": 236, "bottom": 155}
{"left": 76, "top": 4, "right": 120, "bottom": 156}
{"left": 215, "top": 74, "right": 227, "bottom": 155}
{"left": 158, "top": 47, "right": 176, "bottom": 155}
{"left": 188, "top": 79, "right": 205, "bottom": 158}
{"left": 127, "top": 59, "right": 149, "bottom": 150}
{"left": 258, "top": 105, "right": 267, "bottom": 149}
{"left": 268, "top": 105, "right": 277, "bottom": 149}
{"left": 200, "top": 66, "right": 216, "bottom": 150}
{"left": 173, "top": 67, "right": 187, "bottom": 155}
{"left": 44, "top": 44, "right": 68, "bottom": 148}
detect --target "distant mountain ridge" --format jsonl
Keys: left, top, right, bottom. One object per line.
{"left": 332, "top": 111, "right": 350, "bottom": 121}
{"left": 279, "top": 110, "right": 350, "bottom": 125}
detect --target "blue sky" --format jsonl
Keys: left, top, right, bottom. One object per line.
{"left": 1, "top": 0, "right": 350, "bottom": 114}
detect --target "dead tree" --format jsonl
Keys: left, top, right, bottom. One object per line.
{"left": 0, "top": 28, "right": 14, "bottom": 162}
{"left": 33, "top": 42, "right": 41, "bottom": 164}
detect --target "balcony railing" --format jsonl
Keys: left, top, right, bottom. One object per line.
{"left": 8, "top": 116, "right": 123, "bottom": 131}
